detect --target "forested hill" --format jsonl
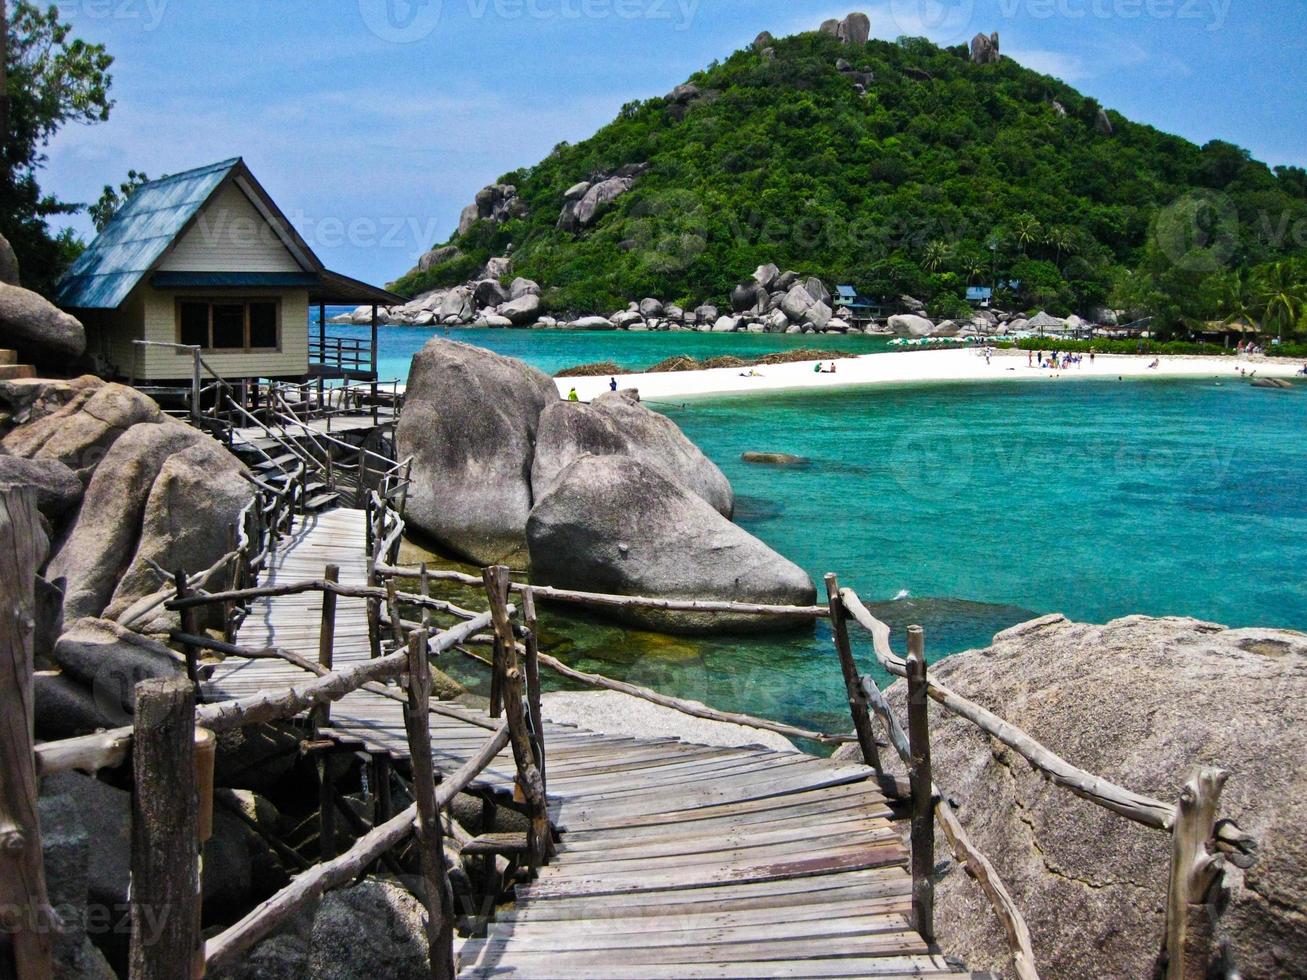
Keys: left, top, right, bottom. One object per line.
{"left": 391, "top": 26, "right": 1307, "bottom": 325}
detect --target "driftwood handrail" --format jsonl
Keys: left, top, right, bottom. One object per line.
{"left": 834, "top": 583, "right": 1255, "bottom": 980}
{"left": 204, "top": 721, "right": 512, "bottom": 974}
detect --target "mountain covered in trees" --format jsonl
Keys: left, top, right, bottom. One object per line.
{"left": 392, "top": 26, "right": 1307, "bottom": 332}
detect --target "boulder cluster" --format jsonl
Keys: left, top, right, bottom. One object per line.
{"left": 396, "top": 339, "right": 815, "bottom": 630}
{"left": 0, "top": 375, "right": 254, "bottom": 736}
{"left": 556, "top": 161, "right": 649, "bottom": 233}
{"left": 456, "top": 182, "right": 527, "bottom": 237}
{"left": 970, "top": 31, "right": 1001, "bottom": 65}
{"left": 819, "top": 12, "right": 871, "bottom": 46}
{"left": 0, "top": 231, "right": 87, "bottom": 369}
{"left": 343, "top": 262, "right": 545, "bottom": 328}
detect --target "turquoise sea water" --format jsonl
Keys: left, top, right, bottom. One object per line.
{"left": 329, "top": 317, "right": 1307, "bottom": 737}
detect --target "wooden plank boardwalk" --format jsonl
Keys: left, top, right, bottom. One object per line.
{"left": 204, "top": 510, "right": 977, "bottom": 979}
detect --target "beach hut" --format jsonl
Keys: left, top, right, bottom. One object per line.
{"left": 57, "top": 158, "right": 401, "bottom": 387}
{"left": 1196, "top": 317, "right": 1260, "bottom": 348}
{"left": 1026, "top": 310, "right": 1068, "bottom": 337}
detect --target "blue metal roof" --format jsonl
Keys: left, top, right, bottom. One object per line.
{"left": 151, "top": 271, "right": 319, "bottom": 289}
{"left": 966, "top": 286, "right": 993, "bottom": 301}
{"left": 836, "top": 284, "right": 858, "bottom": 299}
{"left": 57, "top": 159, "right": 241, "bottom": 309}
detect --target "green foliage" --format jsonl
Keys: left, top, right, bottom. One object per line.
{"left": 1016, "top": 338, "right": 1235, "bottom": 356}
{"left": 89, "top": 168, "right": 149, "bottom": 231}
{"left": 393, "top": 30, "right": 1307, "bottom": 323}
{"left": 2, "top": 2, "right": 115, "bottom": 296}
{"left": 1266, "top": 343, "right": 1307, "bottom": 359}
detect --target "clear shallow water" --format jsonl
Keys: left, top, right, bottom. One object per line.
{"left": 340, "top": 316, "right": 1307, "bottom": 738}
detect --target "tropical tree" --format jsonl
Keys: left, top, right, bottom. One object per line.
{"left": 1012, "top": 214, "right": 1042, "bottom": 254}
{"left": 90, "top": 169, "right": 150, "bottom": 231}
{"left": 1, "top": 2, "right": 115, "bottom": 294}
{"left": 922, "top": 239, "right": 950, "bottom": 272}
{"left": 1255, "top": 261, "right": 1307, "bottom": 341}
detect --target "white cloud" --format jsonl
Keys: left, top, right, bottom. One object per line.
{"left": 1003, "top": 45, "right": 1090, "bottom": 81}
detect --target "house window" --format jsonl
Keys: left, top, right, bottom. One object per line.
{"left": 175, "top": 299, "right": 280, "bottom": 351}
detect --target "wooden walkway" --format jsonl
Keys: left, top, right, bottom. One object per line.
{"left": 204, "top": 511, "right": 976, "bottom": 979}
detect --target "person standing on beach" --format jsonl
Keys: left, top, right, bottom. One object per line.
{"left": 609, "top": 377, "right": 618, "bottom": 391}
{"left": 567, "top": 387, "right": 579, "bottom": 401}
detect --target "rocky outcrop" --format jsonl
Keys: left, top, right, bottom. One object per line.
{"left": 970, "top": 31, "right": 1000, "bottom": 65}
{"left": 307, "top": 879, "right": 430, "bottom": 980}
{"left": 526, "top": 455, "right": 815, "bottom": 633}
{"left": 397, "top": 339, "right": 557, "bottom": 565}
{"left": 1095, "top": 107, "right": 1114, "bottom": 135}
{"left": 0, "top": 231, "right": 19, "bottom": 286}
{"left": 498, "top": 292, "right": 542, "bottom": 325}
{"left": 867, "top": 615, "right": 1307, "bottom": 979}
{"left": 0, "top": 282, "right": 87, "bottom": 360}
{"left": 0, "top": 455, "right": 82, "bottom": 520}
{"left": 47, "top": 618, "right": 183, "bottom": 727}
{"left": 531, "top": 390, "right": 734, "bottom": 515}
{"left": 888, "top": 313, "right": 936, "bottom": 337}
{"left": 559, "top": 174, "right": 636, "bottom": 232}
{"left": 837, "top": 11, "right": 870, "bottom": 45}
{"left": 417, "top": 244, "right": 460, "bottom": 272}
{"left": 457, "top": 182, "right": 526, "bottom": 236}
{"left": 753, "top": 30, "right": 774, "bottom": 50}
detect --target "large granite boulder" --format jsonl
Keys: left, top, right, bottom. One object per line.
{"left": 532, "top": 390, "right": 733, "bottom": 516}
{"left": 560, "top": 176, "right": 634, "bottom": 231}
{"left": 0, "top": 231, "right": 19, "bottom": 286}
{"left": 879, "top": 614, "right": 1307, "bottom": 979}
{"left": 397, "top": 339, "right": 557, "bottom": 565}
{"left": 499, "top": 292, "right": 542, "bottom": 325}
{"left": 104, "top": 440, "right": 252, "bottom": 628}
{"left": 837, "top": 11, "right": 871, "bottom": 45}
{"left": 0, "top": 455, "right": 82, "bottom": 521}
{"left": 0, "top": 283, "right": 86, "bottom": 360}
{"left": 2, "top": 377, "right": 162, "bottom": 476}
{"left": 49, "top": 618, "right": 183, "bottom": 724}
{"left": 47, "top": 420, "right": 204, "bottom": 621}
{"left": 416, "top": 244, "right": 459, "bottom": 272}
{"left": 970, "top": 31, "right": 1001, "bottom": 64}
{"left": 526, "top": 455, "right": 815, "bottom": 633}
{"left": 307, "top": 878, "right": 429, "bottom": 980}
{"left": 888, "top": 313, "right": 936, "bottom": 337}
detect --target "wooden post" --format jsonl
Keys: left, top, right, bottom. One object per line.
{"left": 1161, "top": 767, "right": 1228, "bottom": 980}
{"left": 312, "top": 566, "right": 339, "bottom": 728}
{"left": 373, "top": 754, "right": 393, "bottom": 824}
{"left": 483, "top": 567, "right": 550, "bottom": 870}
{"left": 190, "top": 349, "right": 202, "bottom": 422}
{"left": 129, "top": 677, "right": 200, "bottom": 980}
{"left": 906, "top": 625, "right": 935, "bottom": 943}
{"left": 370, "top": 305, "right": 379, "bottom": 425}
{"left": 522, "top": 587, "right": 546, "bottom": 793}
{"left": 403, "top": 632, "right": 456, "bottom": 979}
{"left": 172, "top": 569, "right": 201, "bottom": 684}
{"left": 824, "top": 574, "right": 880, "bottom": 772}
{"left": 318, "top": 753, "right": 337, "bottom": 863}
{"left": 0, "top": 487, "right": 57, "bottom": 979}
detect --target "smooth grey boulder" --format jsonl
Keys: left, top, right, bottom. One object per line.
{"left": 837, "top": 12, "right": 870, "bottom": 45}
{"left": 2, "top": 377, "right": 162, "bottom": 475}
{"left": 693, "top": 304, "right": 719, "bottom": 322}
{"left": 638, "top": 297, "right": 664, "bottom": 317}
{"left": 499, "top": 293, "right": 542, "bottom": 325}
{"left": 416, "top": 244, "right": 459, "bottom": 271}
{"left": 0, "top": 455, "right": 82, "bottom": 520}
{"left": 483, "top": 255, "right": 512, "bottom": 279}
{"left": 209, "top": 934, "right": 308, "bottom": 980}
{"left": 567, "top": 176, "right": 633, "bottom": 229}
{"left": 436, "top": 286, "right": 473, "bottom": 322}
{"left": 0, "top": 230, "right": 19, "bottom": 286}
{"left": 527, "top": 455, "right": 815, "bottom": 633}
{"left": 970, "top": 31, "right": 1001, "bottom": 64}
{"left": 563, "top": 180, "right": 591, "bottom": 200}
{"left": 852, "top": 614, "right": 1307, "bottom": 980}
{"left": 780, "top": 282, "right": 818, "bottom": 322}
{"left": 0, "top": 282, "right": 86, "bottom": 359}
{"left": 34, "top": 670, "right": 121, "bottom": 739}
{"left": 397, "top": 339, "right": 557, "bottom": 565}
{"left": 731, "top": 281, "right": 765, "bottom": 313}
{"left": 888, "top": 313, "right": 936, "bottom": 337}
{"left": 565, "top": 315, "right": 615, "bottom": 330}
{"left": 753, "top": 30, "right": 774, "bottom": 50}
{"left": 104, "top": 440, "right": 252, "bottom": 628}
{"left": 50, "top": 618, "right": 183, "bottom": 723}
{"left": 665, "top": 83, "right": 700, "bottom": 104}
{"left": 509, "top": 276, "right": 541, "bottom": 299}
{"left": 472, "top": 278, "right": 508, "bottom": 308}
{"left": 48, "top": 420, "right": 206, "bottom": 621}
{"left": 752, "top": 263, "right": 780, "bottom": 289}
{"left": 308, "top": 879, "right": 429, "bottom": 980}
{"left": 532, "top": 391, "right": 733, "bottom": 516}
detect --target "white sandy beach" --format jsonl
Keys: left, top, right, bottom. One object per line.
{"left": 554, "top": 347, "right": 1306, "bottom": 402}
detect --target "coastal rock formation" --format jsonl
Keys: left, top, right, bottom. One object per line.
{"left": 888, "top": 313, "right": 936, "bottom": 337}
{"left": 526, "top": 455, "right": 815, "bottom": 633}
{"left": 398, "top": 338, "right": 557, "bottom": 565}
{"left": 417, "top": 244, "right": 459, "bottom": 272}
{"left": 970, "top": 32, "right": 1000, "bottom": 65}
{"left": 458, "top": 182, "right": 526, "bottom": 236}
{"left": 0, "top": 282, "right": 87, "bottom": 360}
{"left": 531, "top": 390, "right": 734, "bottom": 515}
{"left": 559, "top": 174, "right": 635, "bottom": 232}
{"left": 0, "top": 455, "right": 82, "bottom": 520}
{"left": 499, "top": 292, "right": 542, "bottom": 325}
{"left": 0, "top": 231, "right": 19, "bottom": 285}
{"left": 870, "top": 614, "right": 1307, "bottom": 979}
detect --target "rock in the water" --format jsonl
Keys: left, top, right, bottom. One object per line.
{"left": 970, "top": 31, "right": 1000, "bottom": 64}
{"left": 565, "top": 315, "right": 616, "bottom": 330}
{"left": 308, "top": 878, "right": 429, "bottom": 980}
{"left": 712, "top": 315, "right": 740, "bottom": 332}
{"left": 888, "top": 313, "right": 936, "bottom": 337}
{"left": 498, "top": 293, "right": 542, "bottom": 325}
{"left": 397, "top": 339, "right": 557, "bottom": 565}
{"left": 0, "top": 231, "right": 19, "bottom": 286}
{"left": 741, "top": 451, "right": 809, "bottom": 467}
{"left": 526, "top": 455, "right": 815, "bottom": 633}
{"left": 638, "top": 297, "right": 664, "bottom": 317}
{"left": 532, "top": 391, "right": 733, "bottom": 515}
{"left": 0, "top": 455, "right": 82, "bottom": 520}
{"left": 0, "top": 282, "right": 86, "bottom": 360}
{"left": 1251, "top": 378, "right": 1293, "bottom": 389}
{"left": 885, "top": 614, "right": 1307, "bottom": 980}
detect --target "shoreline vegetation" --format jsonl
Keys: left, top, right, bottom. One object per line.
{"left": 554, "top": 347, "right": 860, "bottom": 377}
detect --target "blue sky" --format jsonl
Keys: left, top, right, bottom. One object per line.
{"left": 41, "top": 0, "right": 1307, "bottom": 285}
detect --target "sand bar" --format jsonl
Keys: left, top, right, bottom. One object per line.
{"left": 554, "top": 347, "right": 1306, "bottom": 402}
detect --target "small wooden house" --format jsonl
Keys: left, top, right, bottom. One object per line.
{"left": 57, "top": 158, "right": 399, "bottom": 384}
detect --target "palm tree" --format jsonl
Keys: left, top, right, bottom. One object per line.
{"left": 922, "top": 240, "right": 950, "bottom": 273}
{"left": 1013, "top": 214, "right": 1042, "bottom": 255}
{"left": 1045, "top": 226, "right": 1077, "bottom": 268}
{"left": 1256, "top": 261, "right": 1307, "bottom": 342}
